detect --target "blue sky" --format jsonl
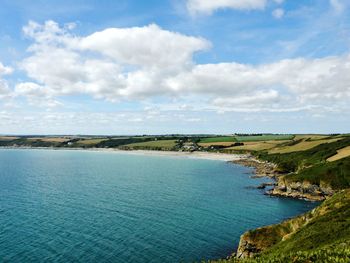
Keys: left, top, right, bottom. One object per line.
{"left": 0, "top": 0, "right": 349, "bottom": 135}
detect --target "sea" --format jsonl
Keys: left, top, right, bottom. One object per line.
{"left": 0, "top": 149, "right": 317, "bottom": 262}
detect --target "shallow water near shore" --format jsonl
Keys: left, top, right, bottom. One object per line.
{"left": 0, "top": 149, "right": 317, "bottom": 262}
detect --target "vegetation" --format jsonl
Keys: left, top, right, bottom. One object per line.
{"left": 234, "top": 135, "right": 294, "bottom": 142}
{"left": 327, "top": 146, "right": 350, "bottom": 162}
{"left": 211, "top": 189, "right": 350, "bottom": 263}
{"left": 1, "top": 133, "right": 350, "bottom": 261}
{"left": 123, "top": 140, "right": 177, "bottom": 150}
{"left": 200, "top": 136, "right": 237, "bottom": 143}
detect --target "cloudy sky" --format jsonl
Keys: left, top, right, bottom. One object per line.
{"left": 0, "top": 0, "right": 349, "bottom": 135}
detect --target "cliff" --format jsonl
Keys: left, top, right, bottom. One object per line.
{"left": 235, "top": 189, "right": 350, "bottom": 260}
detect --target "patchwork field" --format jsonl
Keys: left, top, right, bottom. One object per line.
{"left": 269, "top": 138, "right": 341, "bottom": 154}
{"left": 226, "top": 140, "right": 289, "bottom": 151}
{"left": 235, "top": 135, "right": 294, "bottom": 142}
{"left": 0, "top": 136, "right": 19, "bottom": 140}
{"left": 327, "top": 146, "right": 350, "bottom": 162}
{"left": 27, "top": 137, "right": 71, "bottom": 143}
{"left": 198, "top": 142, "right": 236, "bottom": 147}
{"left": 125, "top": 140, "right": 177, "bottom": 149}
{"left": 199, "top": 137, "right": 236, "bottom": 143}
{"left": 77, "top": 138, "right": 109, "bottom": 145}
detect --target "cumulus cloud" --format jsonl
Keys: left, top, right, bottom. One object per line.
{"left": 19, "top": 21, "right": 210, "bottom": 101}
{"left": 272, "top": 8, "right": 285, "bottom": 19}
{"left": 0, "top": 62, "right": 13, "bottom": 99}
{"left": 16, "top": 20, "right": 350, "bottom": 114}
{"left": 330, "top": 0, "right": 345, "bottom": 13}
{"left": 187, "top": 0, "right": 267, "bottom": 15}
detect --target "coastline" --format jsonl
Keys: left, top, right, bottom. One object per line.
{"left": 0, "top": 146, "right": 325, "bottom": 261}
{"left": 0, "top": 146, "right": 249, "bottom": 162}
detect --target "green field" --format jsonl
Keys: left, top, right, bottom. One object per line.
{"left": 125, "top": 140, "right": 177, "bottom": 149}
{"left": 235, "top": 134, "right": 295, "bottom": 142}
{"left": 199, "top": 136, "right": 237, "bottom": 143}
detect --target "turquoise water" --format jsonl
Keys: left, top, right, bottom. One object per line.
{"left": 0, "top": 149, "right": 317, "bottom": 262}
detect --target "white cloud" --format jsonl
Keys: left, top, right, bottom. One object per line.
{"left": 16, "top": 21, "right": 350, "bottom": 114}
{"left": 330, "top": 0, "right": 345, "bottom": 13}
{"left": 79, "top": 24, "right": 210, "bottom": 70}
{"left": 0, "top": 62, "right": 13, "bottom": 75}
{"left": 187, "top": 0, "right": 267, "bottom": 15}
{"left": 0, "top": 62, "right": 13, "bottom": 100}
{"left": 272, "top": 8, "right": 285, "bottom": 19}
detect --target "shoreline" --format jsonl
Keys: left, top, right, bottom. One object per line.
{"left": 0, "top": 145, "right": 323, "bottom": 261}
{"left": 0, "top": 146, "right": 249, "bottom": 162}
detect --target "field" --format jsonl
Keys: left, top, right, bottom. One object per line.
{"left": 125, "top": 140, "right": 177, "bottom": 149}
{"left": 226, "top": 140, "right": 289, "bottom": 151}
{"left": 269, "top": 138, "right": 341, "bottom": 154}
{"left": 0, "top": 136, "right": 19, "bottom": 140}
{"left": 293, "top": 134, "right": 330, "bottom": 141}
{"left": 327, "top": 146, "right": 350, "bottom": 162}
{"left": 198, "top": 142, "right": 236, "bottom": 147}
{"left": 27, "top": 137, "right": 71, "bottom": 143}
{"left": 199, "top": 137, "right": 236, "bottom": 143}
{"left": 234, "top": 134, "right": 294, "bottom": 142}
{"left": 77, "top": 138, "right": 109, "bottom": 145}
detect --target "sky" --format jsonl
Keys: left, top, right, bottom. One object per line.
{"left": 0, "top": 0, "right": 349, "bottom": 135}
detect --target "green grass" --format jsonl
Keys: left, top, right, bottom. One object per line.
{"left": 212, "top": 190, "right": 350, "bottom": 263}
{"left": 257, "top": 137, "right": 350, "bottom": 173}
{"left": 235, "top": 135, "right": 295, "bottom": 142}
{"left": 124, "top": 140, "right": 177, "bottom": 149}
{"left": 200, "top": 137, "right": 237, "bottom": 143}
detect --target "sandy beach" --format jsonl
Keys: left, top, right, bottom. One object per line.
{"left": 0, "top": 146, "right": 249, "bottom": 162}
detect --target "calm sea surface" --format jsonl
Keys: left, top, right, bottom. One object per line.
{"left": 0, "top": 149, "right": 317, "bottom": 262}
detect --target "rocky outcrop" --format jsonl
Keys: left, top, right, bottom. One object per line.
{"left": 232, "top": 158, "right": 278, "bottom": 178}
{"left": 267, "top": 177, "right": 335, "bottom": 201}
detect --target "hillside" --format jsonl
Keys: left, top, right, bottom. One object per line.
{"left": 211, "top": 189, "right": 350, "bottom": 263}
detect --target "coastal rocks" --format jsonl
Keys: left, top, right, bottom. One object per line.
{"left": 236, "top": 237, "right": 262, "bottom": 259}
{"left": 267, "top": 177, "right": 334, "bottom": 201}
{"left": 232, "top": 158, "right": 277, "bottom": 178}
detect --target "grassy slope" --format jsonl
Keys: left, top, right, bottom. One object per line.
{"left": 200, "top": 137, "right": 237, "bottom": 143}
{"left": 212, "top": 190, "right": 350, "bottom": 263}
{"left": 255, "top": 137, "right": 350, "bottom": 189}
{"left": 124, "top": 140, "right": 177, "bottom": 149}
{"left": 235, "top": 135, "right": 294, "bottom": 142}
{"left": 327, "top": 146, "right": 350, "bottom": 162}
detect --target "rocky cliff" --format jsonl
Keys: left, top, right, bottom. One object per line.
{"left": 267, "top": 176, "right": 334, "bottom": 201}
{"left": 236, "top": 189, "right": 350, "bottom": 259}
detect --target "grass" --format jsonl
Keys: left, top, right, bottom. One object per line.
{"left": 28, "top": 137, "right": 71, "bottom": 143}
{"left": 125, "top": 140, "right": 177, "bottom": 149}
{"left": 269, "top": 138, "right": 341, "bottom": 154}
{"left": 234, "top": 135, "right": 294, "bottom": 142}
{"left": 0, "top": 136, "right": 19, "bottom": 140}
{"left": 200, "top": 137, "right": 237, "bottom": 143}
{"left": 257, "top": 137, "right": 350, "bottom": 188}
{"left": 212, "top": 190, "right": 350, "bottom": 263}
{"left": 198, "top": 142, "right": 237, "bottom": 147}
{"left": 226, "top": 141, "right": 290, "bottom": 151}
{"left": 327, "top": 146, "right": 350, "bottom": 162}
{"left": 77, "top": 138, "right": 109, "bottom": 145}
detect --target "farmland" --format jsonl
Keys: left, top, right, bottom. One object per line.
{"left": 327, "top": 146, "right": 350, "bottom": 162}
{"left": 124, "top": 140, "right": 177, "bottom": 149}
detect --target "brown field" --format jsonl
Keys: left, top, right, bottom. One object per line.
{"left": 125, "top": 140, "right": 177, "bottom": 148}
{"left": 77, "top": 139, "right": 108, "bottom": 145}
{"left": 226, "top": 140, "right": 289, "bottom": 151}
{"left": 269, "top": 138, "right": 341, "bottom": 154}
{"left": 198, "top": 142, "right": 236, "bottom": 147}
{"left": 28, "top": 137, "right": 70, "bottom": 143}
{"left": 293, "top": 135, "right": 330, "bottom": 141}
{"left": 327, "top": 146, "right": 350, "bottom": 162}
{"left": 0, "top": 136, "right": 19, "bottom": 140}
